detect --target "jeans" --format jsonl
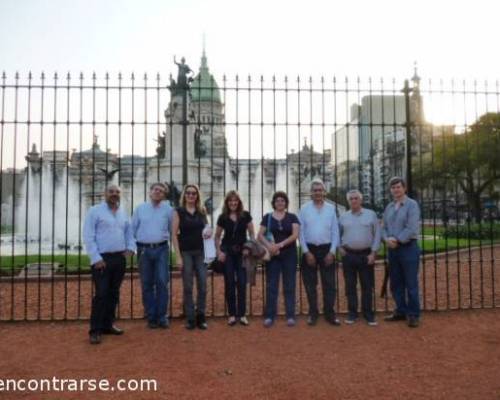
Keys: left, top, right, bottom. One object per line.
{"left": 342, "top": 250, "right": 375, "bottom": 321}
{"left": 223, "top": 252, "right": 247, "bottom": 317}
{"left": 301, "top": 243, "right": 337, "bottom": 318}
{"left": 265, "top": 248, "right": 297, "bottom": 320}
{"left": 388, "top": 240, "right": 421, "bottom": 318}
{"left": 89, "top": 252, "right": 126, "bottom": 334}
{"left": 181, "top": 249, "right": 207, "bottom": 321}
{"left": 138, "top": 243, "right": 170, "bottom": 324}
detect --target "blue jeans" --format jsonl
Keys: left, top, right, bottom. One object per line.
{"left": 181, "top": 250, "right": 206, "bottom": 321}
{"left": 265, "top": 248, "right": 297, "bottom": 320}
{"left": 138, "top": 243, "right": 170, "bottom": 324}
{"left": 388, "top": 241, "right": 421, "bottom": 318}
{"left": 224, "top": 253, "right": 247, "bottom": 317}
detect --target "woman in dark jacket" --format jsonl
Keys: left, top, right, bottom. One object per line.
{"left": 172, "top": 184, "right": 212, "bottom": 330}
{"left": 215, "top": 191, "right": 255, "bottom": 326}
{"left": 258, "top": 191, "right": 300, "bottom": 328}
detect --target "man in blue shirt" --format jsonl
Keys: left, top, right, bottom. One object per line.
{"left": 299, "top": 179, "right": 341, "bottom": 326}
{"left": 382, "top": 177, "right": 421, "bottom": 328}
{"left": 83, "top": 185, "right": 135, "bottom": 344}
{"left": 132, "top": 183, "right": 174, "bottom": 329}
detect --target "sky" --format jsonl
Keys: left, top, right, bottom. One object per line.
{"left": 0, "top": 0, "right": 499, "bottom": 169}
{"left": 1, "top": 0, "right": 499, "bottom": 80}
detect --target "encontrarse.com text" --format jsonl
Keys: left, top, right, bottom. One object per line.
{"left": 0, "top": 377, "right": 157, "bottom": 392}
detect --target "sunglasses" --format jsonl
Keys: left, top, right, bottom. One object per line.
{"left": 185, "top": 191, "right": 198, "bottom": 196}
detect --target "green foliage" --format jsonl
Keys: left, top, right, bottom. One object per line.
{"left": 415, "top": 112, "right": 500, "bottom": 222}
{"left": 442, "top": 223, "right": 500, "bottom": 240}
{"left": 1, "top": 225, "right": 13, "bottom": 234}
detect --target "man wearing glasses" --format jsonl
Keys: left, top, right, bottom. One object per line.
{"left": 299, "top": 179, "right": 341, "bottom": 326}
{"left": 339, "top": 189, "right": 381, "bottom": 326}
{"left": 83, "top": 185, "right": 135, "bottom": 345}
{"left": 132, "top": 183, "right": 174, "bottom": 329}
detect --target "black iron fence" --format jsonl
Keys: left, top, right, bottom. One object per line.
{"left": 0, "top": 69, "right": 499, "bottom": 321}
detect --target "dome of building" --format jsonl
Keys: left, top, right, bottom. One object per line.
{"left": 191, "top": 50, "right": 221, "bottom": 103}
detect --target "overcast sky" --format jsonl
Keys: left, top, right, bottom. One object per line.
{"left": 1, "top": 0, "right": 499, "bottom": 80}
{"left": 0, "top": 0, "right": 499, "bottom": 169}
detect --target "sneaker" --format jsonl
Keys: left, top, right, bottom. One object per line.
{"left": 196, "top": 313, "right": 208, "bottom": 330}
{"left": 239, "top": 316, "right": 249, "bottom": 326}
{"left": 408, "top": 316, "right": 420, "bottom": 328}
{"left": 344, "top": 317, "right": 358, "bottom": 325}
{"left": 263, "top": 318, "right": 274, "bottom": 328}
{"left": 185, "top": 320, "right": 196, "bottom": 330}
{"left": 287, "top": 318, "right": 296, "bottom": 327}
{"left": 227, "top": 316, "right": 237, "bottom": 326}
{"left": 366, "top": 320, "right": 378, "bottom": 327}
{"left": 307, "top": 315, "right": 318, "bottom": 326}
{"left": 384, "top": 313, "right": 406, "bottom": 322}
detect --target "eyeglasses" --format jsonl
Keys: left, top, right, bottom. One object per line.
{"left": 185, "top": 191, "right": 197, "bottom": 196}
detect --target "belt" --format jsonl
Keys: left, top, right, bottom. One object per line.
{"left": 398, "top": 239, "right": 417, "bottom": 247}
{"left": 101, "top": 251, "right": 125, "bottom": 256}
{"left": 344, "top": 247, "right": 371, "bottom": 255}
{"left": 306, "top": 243, "right": 331, "bottom": 250}
{"left": 137, "top": 240, "right": 168, "bottom": 249}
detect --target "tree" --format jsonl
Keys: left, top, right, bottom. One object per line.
{"left": 415, "top": 112, "right": 500, "bottom": 222}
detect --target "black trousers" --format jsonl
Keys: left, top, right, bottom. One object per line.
{"left": 89, "top": 252, "right": 126, "bottom": 334}
{"left": 301, "top": 243, "right": 336, "bottom": 317}
{"left": 342, "top": 250, "right": 375, "bottom": 321}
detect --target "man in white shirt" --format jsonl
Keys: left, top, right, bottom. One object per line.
{"left": 83, "top": 185, "right": 135, "bottom": 345}
{"left": 299, "top": 179, "right": 340, "bottom": 326}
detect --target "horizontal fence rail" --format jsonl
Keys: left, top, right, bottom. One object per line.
{"left": 0, "top": 69, "right": 499, "bottom": 321}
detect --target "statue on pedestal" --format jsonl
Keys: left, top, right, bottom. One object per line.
{"left": 169, "top": 56, "right": 194, "bottom": 95}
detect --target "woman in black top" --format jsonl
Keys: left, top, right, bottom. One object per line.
{"left": 258, "top": 191, "right": 300, "bottom": 328}
{"left": 172, "top": 184, "right": 212, "bottom": 330}
{"left": 215, "top": 191, "right": 255, "bottom": 326}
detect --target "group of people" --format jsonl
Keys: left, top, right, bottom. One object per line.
{"left": 83, "top": 176, "right": 421, "bottom": 345}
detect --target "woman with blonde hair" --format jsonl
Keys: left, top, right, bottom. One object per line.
{"left": 172, "top": 184, "right": 212, "bottom": 330}
{"left": 214, "top": 190, "right": 255, "bottom": 326}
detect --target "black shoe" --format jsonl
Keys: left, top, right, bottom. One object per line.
{"left": 325, "top": 314, "right": 341, "bottom": 326}
{"left": 196, "top": 313, "right": 208, "bottom": 330}
{"left": 89, "top": 333, "right": 101, "bottom": 345}
{"left": 147, "top": 321, "right": 158, "bottom": 329}
{"left": 185, "top": 320, "right": 196, "bottom": 330}
{"left": 307, "top": 315, "right": 318, "bottom": 326}
{"left": 102, "top": 325, "right": 124, "bottom": 335}
{"left": 408, "top": 316, "right": 420, "bottom": 328}
{"left": 384, "top": 314, "right": 407, "bottom": 322}
{"left": 158, "top": 319, "right": 170, "bottom": 329}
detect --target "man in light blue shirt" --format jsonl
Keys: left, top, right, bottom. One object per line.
{"left": 299, "top": 179, "right": 341, "bottom": 326}
{"left": 132, "top": 182, "right": 173, "bottom": 329}
{"left": 382, "top": 176, "right": 421, "bottom": 328}
{"left": 339, "top": 189, "right": 381, "bottom": 326}
{"left": 83, "top": 184, "right": 135, "bottom": 345}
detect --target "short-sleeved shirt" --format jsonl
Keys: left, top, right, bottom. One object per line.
{"left": 217, "top": 211, "right": 253, "bottom": 251}
{"left": 260, "top": 212, "right": 300, "bottom": 253}
{"left": 176, "top": 207, "right": 207, "bottom": 252}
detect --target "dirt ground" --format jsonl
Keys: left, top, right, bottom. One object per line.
{"left": 0, "top": 309, "right": 499, "bottom": 400}
{"left": 1, "top": 245, "right": 499, "bottom": 321}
